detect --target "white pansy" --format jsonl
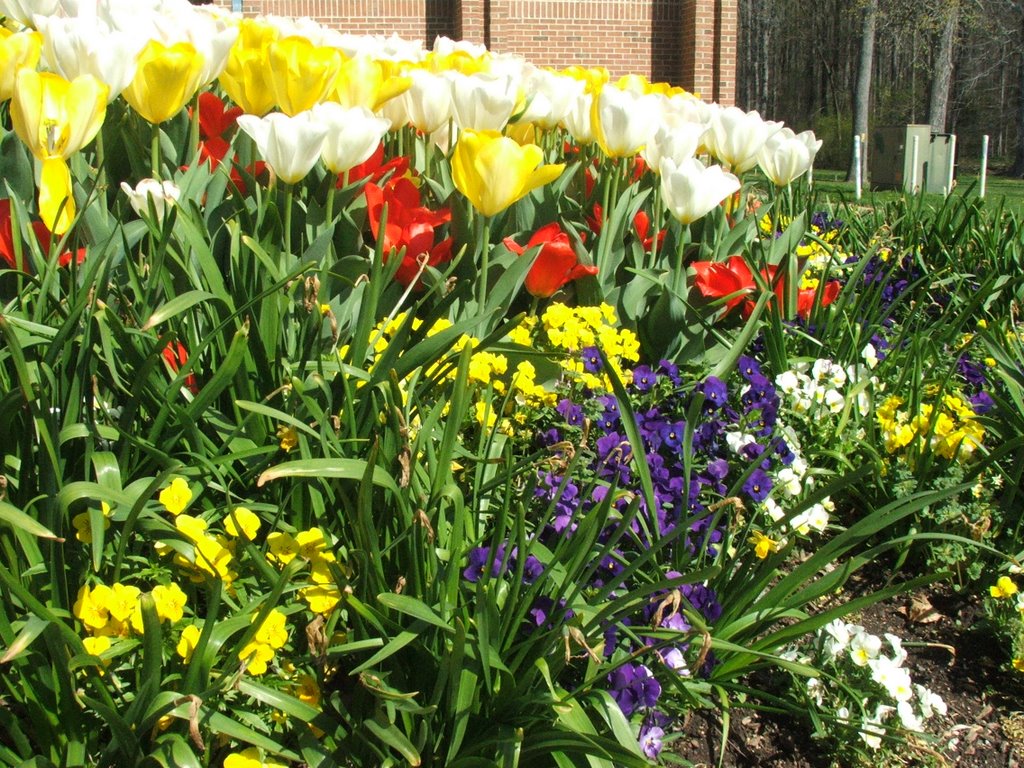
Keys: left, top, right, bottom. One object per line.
{"left": 862, "top": 342, "right": 879, "bottom": 369}
{"left": 869, "top": 655, "right": 914, "bottom": 701}
{"left": 824, "top": 389, "right": 845, "bottom": 413}
{"left": 849, "top": 629, "right": 882, "bottom": 666}
{"left": 120, "top": 178, "right": 180, "bottom": 221}
{"left": 776, "top": 467, "right": 802, "bottom": 497}
{"left": 775, "top": 370, "right": 801, "bottom": 394}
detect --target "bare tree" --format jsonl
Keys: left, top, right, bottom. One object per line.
{"left": 849, "top": 0, "right": 877, "bottom": 180}
{"left": 928, "top": 0, "right": 960, "bottom": 132}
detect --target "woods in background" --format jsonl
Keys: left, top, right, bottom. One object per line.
{"left": 737, "top": 0, "right": 1024, "bottom": 174}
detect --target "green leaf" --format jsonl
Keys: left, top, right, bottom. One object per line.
{"left": 0, "top": 501, "right": 60, "bottom": 540}
{"left": 364, "top": 717, "right": 422, "bottom": 766}
{"left": 140, "top": 290, "right": 220, "bottom": 331}
{"left": 376, "top": 593, "right": 454, "bottom": 634}
{"left": 257, "top": 458, "right": 398, "bottom": 494}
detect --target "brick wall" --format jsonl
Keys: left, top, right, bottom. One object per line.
{"left": 212, "top": 0, "right": 736, "bottom": 103}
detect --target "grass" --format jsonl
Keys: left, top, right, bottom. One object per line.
{"left": 800, "top": 168, "right": 1024, "bottom": 218}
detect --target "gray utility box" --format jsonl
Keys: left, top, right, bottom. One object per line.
{"left": 869, "top": 125, "right": 956, "bottom": 194}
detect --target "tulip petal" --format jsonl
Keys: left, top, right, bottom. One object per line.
{"left": 39, "top": 157, "right": 74, "bottom": 235}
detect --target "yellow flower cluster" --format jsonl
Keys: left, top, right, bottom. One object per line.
{"left": 267, "top": 527, "right": 345, "bottom": 615}
{"left": 74, "top": 580, "right": 187, "bottom": 648}
{"left": 223, "top": 747, "right": 288, "bottom": 768}
{"left": 876, "top": 393, "right": 984, "bottom": 462}
{"left": 156, "top": 480, "right": 265, "bottom": 587}
{"left": 537, "top": 303, "right": 639, "bottom": 390}
{"left": 238, "top": 608, "right": 289, "bottom": 676}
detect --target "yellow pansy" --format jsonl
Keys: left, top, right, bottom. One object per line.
{"left": 159, "top": 477, "right": 192, "bottom": 516}
{"left": 991, "top": 576, "right": 1019, "bottom": 599}
{"left": 224, "top": 506, "right": 261, "bottom": 539}
{"left": 749, "top": 531, "right": 780, "bottom": 559}
{"left": 152, "top": 582, "right": 188, "bottom": 624}
{"left": 176, "top": 623, "right": 202, "bottom": 662}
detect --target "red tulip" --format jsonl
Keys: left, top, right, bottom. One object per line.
{"left": 632, "top": 210, "right": 665, "bottom": 252}
{"left": 340, "top": 142, "right": 410, "bottom": 187}
{"left": 364, "top": 176, "right": 452, "bottom": 287}
{"left": 194, "top": 91, "right": 243, "bottom": 142}
{"left": 0, "top": 198, "right": 85, "bottom": 270}
{"left": 691, "top": 255, "right": 756, "bottom": 314}
{"left": 796, "top": 279, "right": 841, "bottom": 319}
{"left": 503, "top": 222, "right": 598, "bottom": 298}
{"left": 692, "top": 254, "right": 842, "bottom": 320}
{"left": 161, "top": 339, "right": 199, "bottom": 394}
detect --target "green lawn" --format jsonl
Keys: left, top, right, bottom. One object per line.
{"left": 802, "top": 168, "right": 1024, "bottom": 217}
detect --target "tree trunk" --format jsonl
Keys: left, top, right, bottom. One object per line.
{"left": 1013, "top": 53, "right": 1024, "bottom": 175}
{"left": 848, "top": 0, "right": 876, "bottom": 181}
{"left": 927, "top": 1, "right": 959, "bottom": 132}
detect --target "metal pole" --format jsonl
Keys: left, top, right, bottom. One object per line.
{"left": 910, "top": 135, "right": 919, "bottom": 193}
{"left": 980, "top": 134, "right": 989, "bottom": 199}
{"left": 853, "top": 135, "right": 862, "bottom": 201}
{"left": 945, "top": 134, "right": 957, "bottom": 197}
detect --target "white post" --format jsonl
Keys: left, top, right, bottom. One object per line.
{"left": 853, "top": 135, "right": 862, "bottom": 201}
{"left": 808, "top": 163, "right": 814, "bottom": 190}
{"left": 910, "top": 135, "right": 920, "bottom": 193}
{"left": 980, "top": 134, "right": 989, "bottom": 198}
{"left": 945, "top": 134, "right": 956, "bottom": 197}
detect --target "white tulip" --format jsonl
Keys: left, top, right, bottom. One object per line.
{"left": 0, "top": 0, "right": 61, "bottom": 27}
{"left": 518, "top": 66, "right": 584, "bottom": 129}
{"left": 593, "top": 84, "right": 660, "bottom": 157}
{"left": 703, "top": 105, "right": 783, "bottom": 173}
{"left": 236, "top": 111, "right": 329, "bottom": 185}
{"left": 641, "top": 113, "right": 704, "bottom": 171}
{"left": 311, "top": 103, "right": 391, "bottom": 175}
{"left": 562, "top": 90, "right": 595, "bottom": 144}
{"left": 757, "top": 127, "right": 822, "bottom": 186}
{"left": 36, "top": 15, "right": 145, "bottom": 100}
{"left": 447, "top": 71, "right": 517, "bottom": 131}
{"left": 400, "top": 69, "right": 453, "bottom": 134}
{"left": 659, "top": 157, "right": 741, "bottom": 225}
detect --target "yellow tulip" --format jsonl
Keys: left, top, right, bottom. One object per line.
{"left": 451, "top": 129, "right": 564, "bottom": 217}
{"left": 10, "top": 69, "right": 108, "bottom": 234}
{"left": 331, "top": 53, "right": 410, "bottom": 112}
{"left": 219, "top": 18, "right": 277, "bottom": 116}
{"left": 0, "top": 29, "right": 41, "bottom": 102}
{"left": 123, "top": 40, "right": 205, "bottom": 125}
{"left": 267, "top": 36, "right": 341, "bottom": 116}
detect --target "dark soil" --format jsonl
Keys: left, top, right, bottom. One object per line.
{"left": 671, "top": 578, "right": 1024, "bottom": 767}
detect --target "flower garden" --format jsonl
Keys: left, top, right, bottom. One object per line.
{"left": 2, "top": 1, "right": 1023, "bottom": 766}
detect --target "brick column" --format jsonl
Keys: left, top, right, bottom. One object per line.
{"left": 715, "top": 0, "right": 737, "bottom": 105}
{"left": 681, "top": 0, "right": 737, "bottom": 106}
{"left": 455, "top": 0, "right": 488, "bottom": 46}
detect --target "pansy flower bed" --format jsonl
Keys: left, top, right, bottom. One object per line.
{"left": 0, "top": 1, "right": 1023, "bottom": 766}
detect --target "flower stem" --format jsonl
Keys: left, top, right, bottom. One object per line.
{"left": 151, "top": 123, "right": 161, "bottom": 178}
{"left": 284, "top": 183, "right": 294, "bottom": 258}
{"left": 477, "top": 214, "right": 492, "bottom": 310}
